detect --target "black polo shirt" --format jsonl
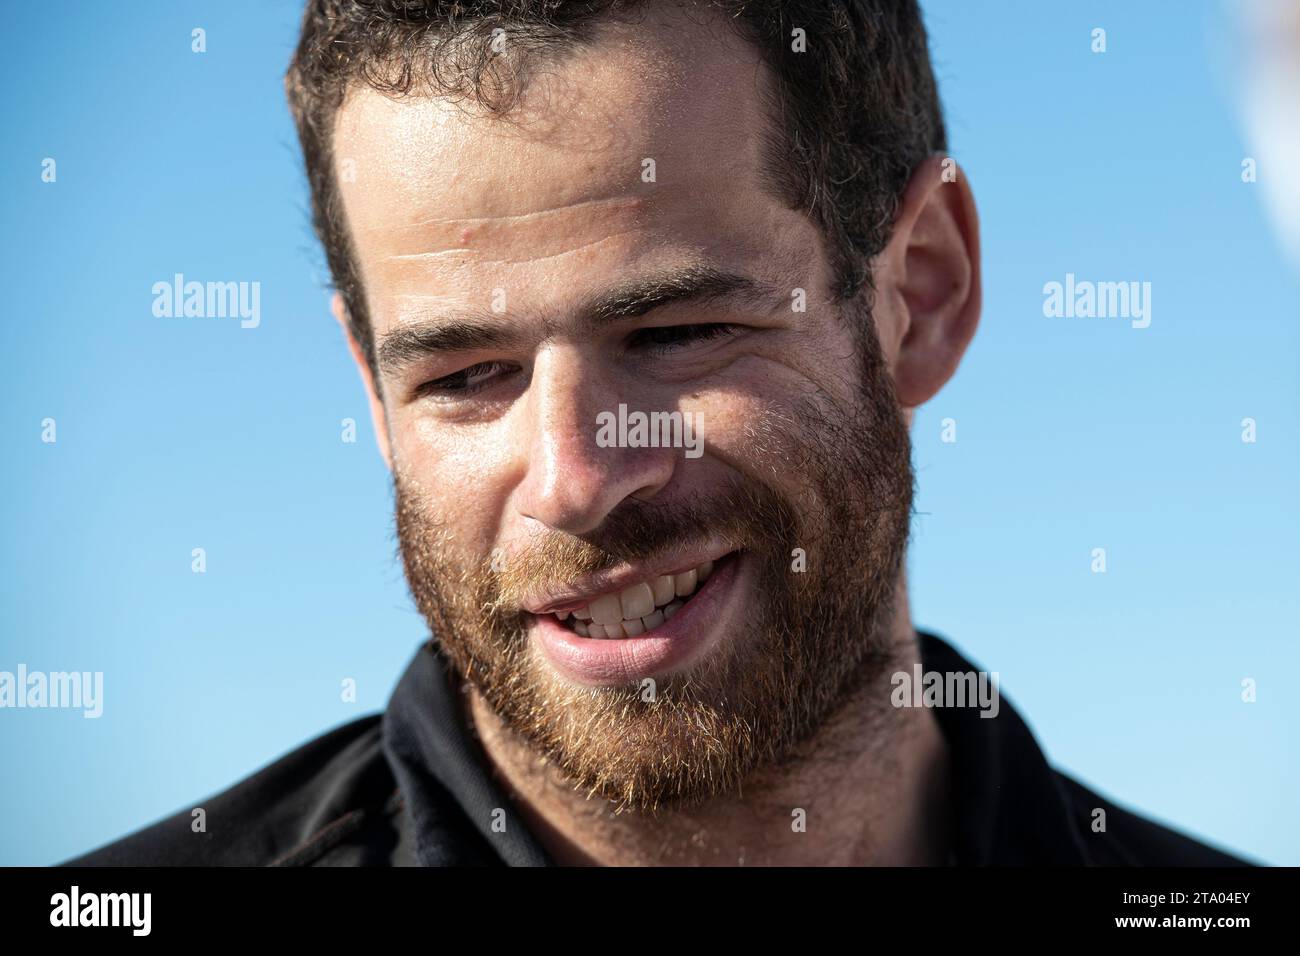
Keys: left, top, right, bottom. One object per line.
{"left": 65, "top": 632, "right": 1251, "bottom": 867}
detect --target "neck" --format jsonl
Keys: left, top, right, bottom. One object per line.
{"left": 464, "top": 593, "right": 953, "bottom": 866}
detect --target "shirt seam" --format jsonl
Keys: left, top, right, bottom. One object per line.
{"left": 268, "top": 787, "right": 405, "bottom": 867}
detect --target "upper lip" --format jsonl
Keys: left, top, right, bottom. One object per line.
{"left": 521, "top": 541, "right": 737, "bottom": 615}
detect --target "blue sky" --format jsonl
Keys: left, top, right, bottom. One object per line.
{"left": 1, "top": 0, "right": 1295, "bottom": 865}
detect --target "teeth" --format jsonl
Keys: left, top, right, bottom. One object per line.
{"left": 651, "top": 575, "right": 676, "bottom": 607}
{"left": 673, "top": 568, "right": 696, "bottom": 597}
{"left": 588, "top": 593, "right": 624, "bottom": 626}
{"left": 619, "top": 582, "right": 655, "bottom": 620}
{"left": 553, "top": 557, "right": 725, "bottom": 638}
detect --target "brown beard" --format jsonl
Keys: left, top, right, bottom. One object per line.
{"left": 393, "top": 316, "right": 915, "bottom": 811}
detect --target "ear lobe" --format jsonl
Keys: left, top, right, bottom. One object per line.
{"left": 884, "top": 154, "right": 982, "bottom": 409}
{"left": 332, "top": 292, "right": 393, "bottom": 471}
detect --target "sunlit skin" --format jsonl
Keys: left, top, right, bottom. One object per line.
{"left": 332, "top": 4, "right": 980, "bottom": 865}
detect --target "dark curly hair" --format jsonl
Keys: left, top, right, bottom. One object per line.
{"left": 285, "top": 0, "right": 946, "bottom": 376}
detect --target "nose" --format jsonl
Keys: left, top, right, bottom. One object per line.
{"left": 512, "top": 347, "right": 677, "bottom": 536}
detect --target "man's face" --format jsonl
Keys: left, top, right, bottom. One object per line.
{"left": 334, "top": 6, "right": 916, "bottom": 809}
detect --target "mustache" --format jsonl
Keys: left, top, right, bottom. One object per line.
{"left": 489, "top": 474, "right": 797, "bottom": 614}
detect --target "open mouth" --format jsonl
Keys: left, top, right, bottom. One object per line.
{"left": 545, "top": 553, "right": 732, "bottom": 640}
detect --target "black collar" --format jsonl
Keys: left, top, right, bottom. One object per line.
{"left": 381, "top": 631, "right": 1091, "bottom": 866}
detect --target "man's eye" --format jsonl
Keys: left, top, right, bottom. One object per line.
{"left": 629, "top": 323, "right": 738, "bottom": 351}
{"left": 417, "top": 361, "right": 512, "bottom": 397}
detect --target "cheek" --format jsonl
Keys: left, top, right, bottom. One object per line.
{"left": 684, "top": 390, "right": 757, "bottom": 463}
{"left": 395, "top": 415, "right": 517, "bottom": 550}
{"left": 687, "top": 348, "right": 863, "bottom": 490}
{"left": 684, "top": 378, "right": 810, "bottom": 485}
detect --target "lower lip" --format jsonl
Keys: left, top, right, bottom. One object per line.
{"left": 529, "top": 554, "right": 742, "bottom": 687}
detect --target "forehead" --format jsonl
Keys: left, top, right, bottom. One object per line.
{"left": 331, "top": 5, "right": 820, "bottom": 331}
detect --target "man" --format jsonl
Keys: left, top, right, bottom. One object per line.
{"left": 69, "top": 0, "right": 1247, "bottom": 866}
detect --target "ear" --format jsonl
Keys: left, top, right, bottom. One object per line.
{"left": 332, "top": 292, "right": 393, "bottom": 471}
{"left": 875, "top": 154, "right": 981, "bottom": 409}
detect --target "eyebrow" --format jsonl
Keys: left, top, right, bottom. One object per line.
{"left": 375, "top": 264, "right": 786, "bottom": 379}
